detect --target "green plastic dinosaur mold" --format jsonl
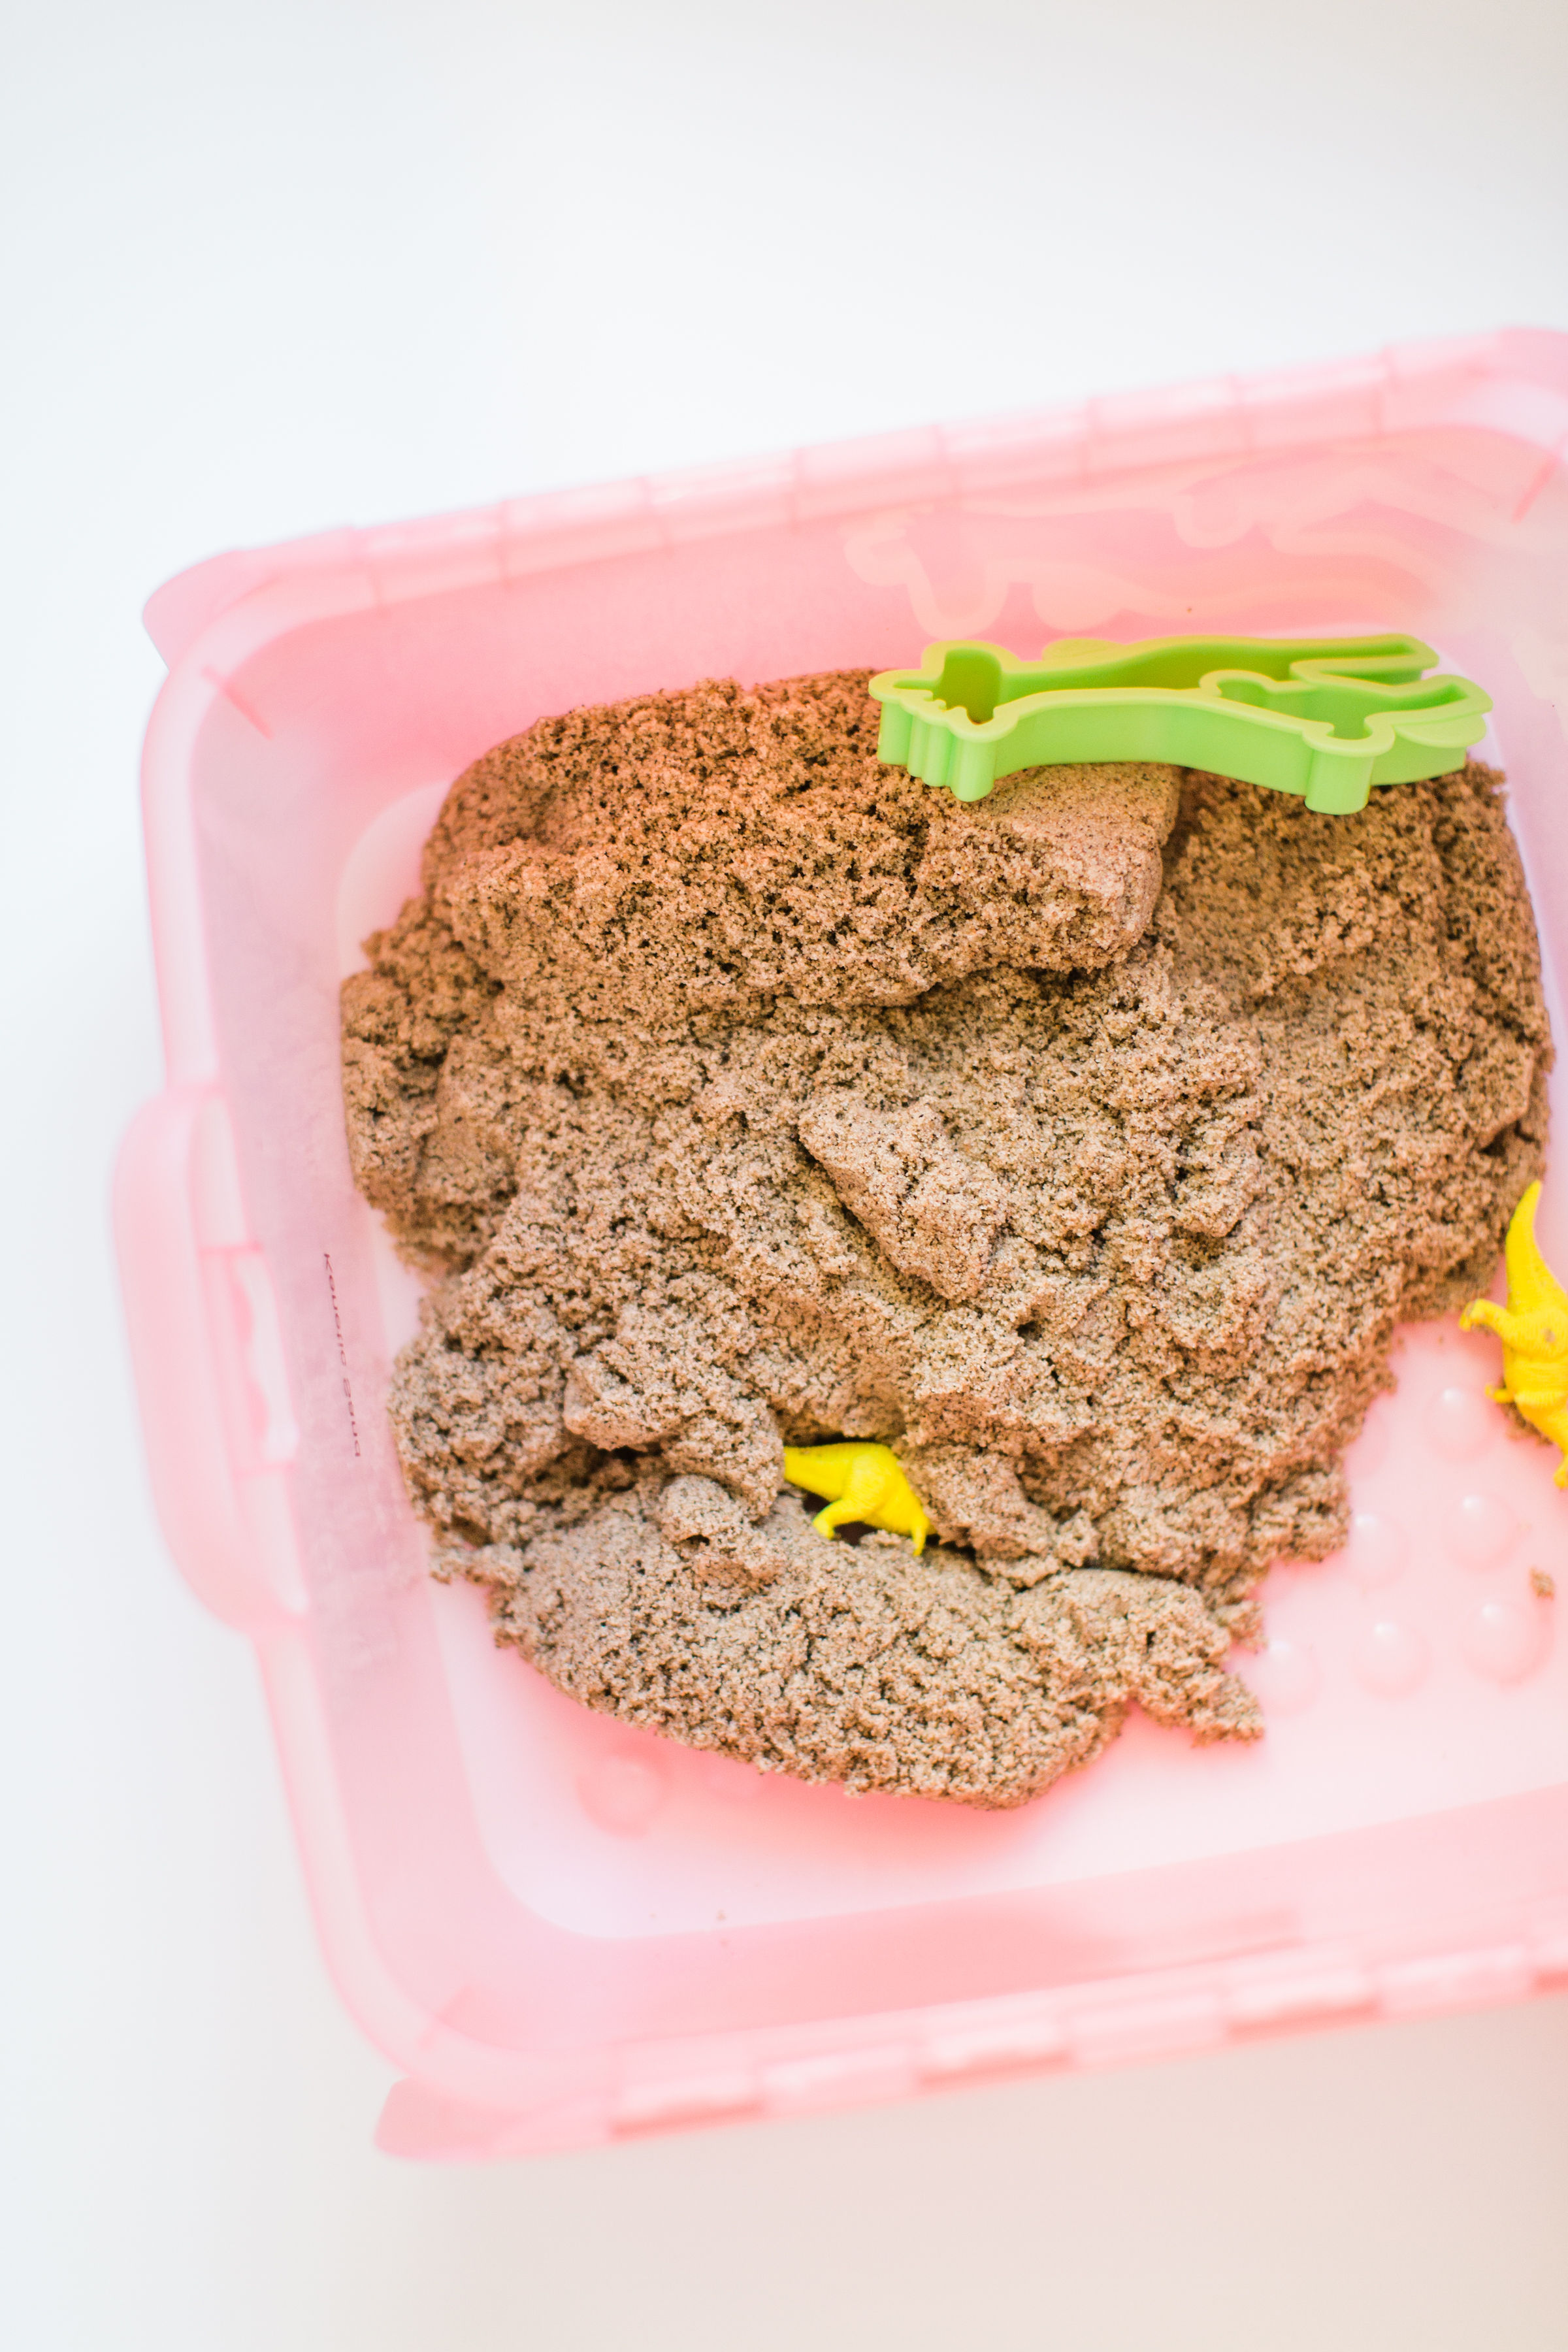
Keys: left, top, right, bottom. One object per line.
{"left": 869, "top": 632, "right": 1490, "bottom": 812}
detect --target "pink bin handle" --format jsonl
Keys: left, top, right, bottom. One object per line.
{"left": 114, "top": 1087, "right": 292, "bottom": 1633}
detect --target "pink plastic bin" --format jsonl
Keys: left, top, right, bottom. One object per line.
{"left": 118, "top": 331, "right": 1568, "bottom": 2161}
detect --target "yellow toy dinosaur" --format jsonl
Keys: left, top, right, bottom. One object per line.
{"left": 1460, "top": 1181, "right": 1568, "bottom": 1486}
{"left": 782, "top": 1442, "right": 931, "bottom": 1554}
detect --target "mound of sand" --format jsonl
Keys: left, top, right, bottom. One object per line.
{"left": 341, "top": 670, "right": 1548, "bottom": 1805}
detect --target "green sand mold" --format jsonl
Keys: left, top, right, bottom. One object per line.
{"left": 869, "top": 633, "right": 1490, "bottom": 812}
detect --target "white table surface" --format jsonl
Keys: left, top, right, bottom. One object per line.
{"left": 5, "top": 3, "right": 1568, "bottom": 2344}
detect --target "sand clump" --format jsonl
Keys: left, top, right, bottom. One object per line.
{"left": 341, "top": 668, "right": 1549, "bottom": 1806}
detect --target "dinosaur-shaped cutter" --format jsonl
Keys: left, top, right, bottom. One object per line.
{"left": 869, "top": 632, "right": 1491, "bottom": 811}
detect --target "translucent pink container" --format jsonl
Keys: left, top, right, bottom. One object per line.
{"left": 118, "top": 331, "right": 1568, "bottom": 2161}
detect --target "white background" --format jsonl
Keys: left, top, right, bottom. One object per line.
{"left": 5, "top": 2, "right": 1568, "bottom": 2344}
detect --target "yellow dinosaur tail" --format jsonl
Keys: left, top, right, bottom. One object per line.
{"left": 1505, "top": 1181, "right": 1551, "bottom": 1310}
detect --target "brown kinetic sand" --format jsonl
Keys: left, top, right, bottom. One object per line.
{"left": 340, "top": 669, "right": 1550, "bottom": 1806}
